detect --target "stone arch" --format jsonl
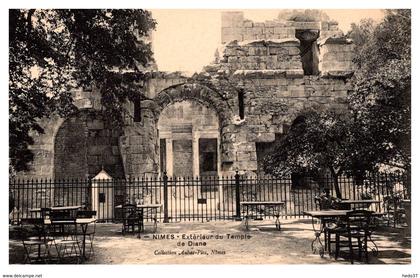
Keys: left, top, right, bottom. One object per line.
{"left": 150, "top": 83, "right": 235, "bottom": 173}
{"left": 152, "top": 83, "right": 233, "bottom": 128}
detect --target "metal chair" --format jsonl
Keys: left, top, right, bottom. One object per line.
{"left": 49, "top": 211, "right": 82, "bottom": 263}
{"left": 332, "top": 210, "right": 373, "bottom": 264}
{"left": 121, "top": 204, "right": 143, "bottom": 236}
{"left": 19, "top": 218, "right": 55, "bottom": 264}
{"left": 76, "top": 210, "right": 97, "bottom": 258}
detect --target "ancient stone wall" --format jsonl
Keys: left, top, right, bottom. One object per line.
{"left": 221, "top": 11, "right": 343, "bottom": 44}
{"left": 54, "top": 111, "right": 125, "bottom": 179}
{"left": 14, "top": 10, "right": 355, "bottom": 181}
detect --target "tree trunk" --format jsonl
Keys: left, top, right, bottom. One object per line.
{"left": 330, "top": 167, "right": 342, "bottom": 199}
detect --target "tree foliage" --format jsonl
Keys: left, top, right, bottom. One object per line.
{"left": 348, "top": 9, "right": 411, "bottom": 171}
{"left": 263, "top": 109, "right": 353, "bottom": 198}
{"left": 9, "top": 9, "right": 156, "bottom": 174}
{"left": 263, "top": 10, "right": 411, "bottom": 196}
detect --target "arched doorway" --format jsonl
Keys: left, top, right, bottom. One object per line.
{"left": 54, "top": 111, "right": 125, "bottom": 180}
{"left": 157, "top": 100, "right": 220, "bottom": 178}
{"left": 150, "top": 83, "right": 235, "bottom": 178}
{"left": 53, "top": 111, "right": 125, "bottom": 207}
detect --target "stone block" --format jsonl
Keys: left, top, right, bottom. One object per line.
{"left": 264, "top": 27, "right": 274, "bottom": 34}
{"left": 256, "top": 34, "right": 267, "bottom": 40}
{"left": 128, "top": 135, "right": 143, "bottom": 146}
{"left": 286, "top": 69, "right": 304, "bottom": 78}
{"left": 243, "top": 20, "right": 253, "bottom": 27}
{"left": 276, "top": 90, "right": 291, "bottom": 98}
{"left": 292, "top": 21, "right": 321, "bottom": 30}
{"left": 228, "top": 56, "right": 239, "bottom": 63}
{"left": 260, "top": 114, "right": 273, "bottom": 123}
{"left": 253, "top": 27, "right": 263, "bottom": 35}
{"left": 332, "top": 90, "right": 348, "bottom": 98}
{"left": 236, "top": 151, "right": 250, "bottom": 161}
{"left": 265, "top": 21, "right": 277, "bottom": 27}
{"left": 258, "top": 78, "right": 278, "bottom": 86}
{"left": 234, "top": 160, "right": 258, "bottom": 171}
{"left": 269, "top": 46, "right": 288, "bottom": 56}
{"left": 290, "top": 89, "right": 306, "bottom": 98}
{"left": 288, "top": 46, "right": 300, "bottom": 55}
{"left": 249, "top": 151, "right": 257, "bottom": 161}
{"left": 242, "top": 33, "right": 255, "bottom": 41}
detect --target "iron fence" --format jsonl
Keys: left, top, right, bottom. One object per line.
{"left": 9, "top": 172, "right": 410, "bottom": 224}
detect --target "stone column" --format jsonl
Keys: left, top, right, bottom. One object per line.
{"left": 166, "top": 138, "right": 173, "bottom": 177}
{"left": 192, "top": 131, "right": 200, "bottom": 177}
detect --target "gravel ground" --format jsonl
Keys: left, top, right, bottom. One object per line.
{"left": 9, "top": 219, "right": 411, "bottom": 264}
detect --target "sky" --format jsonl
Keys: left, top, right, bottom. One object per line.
{"left": 151, "top": 9, "right": 385, "bottom": 74}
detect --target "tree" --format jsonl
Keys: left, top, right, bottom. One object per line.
{"left": 263, "top": 108, "right": 354, "bottom": 199}
{"left": 263, "top": 10, "right": 411, "bottom": 197}
{"left": 348, "top": 9, "right": 411, "bottom": 172}
{"left": 9, "top": 9, "right": 156, "bottom": 174}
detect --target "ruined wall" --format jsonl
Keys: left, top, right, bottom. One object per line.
{"left": 15, "top": 11, "right": 355, "bottom": 180}
{"left": 221, "top": 11, "right": 343, "bottom": 44}
{"left": 54, "top": 111, "right": 125, "bottom": 180}
{"left": 116, "top": 72, "right": 188, "bottom": 178}
{"left": 204, "top": 12, "right": 354, "bottom": 174}
{"left": 119, "top": 103, "right": 159, "bottom": 179}
{"left": 14, "top": 87, "right": 126, "bottom": 180}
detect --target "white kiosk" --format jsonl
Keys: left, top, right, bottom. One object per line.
{"left": 91, "top": 169, "right": 114, "bottom": 221}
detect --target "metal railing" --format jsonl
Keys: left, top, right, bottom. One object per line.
{"left": 9, "top": 172, "right": 410, "bottom": 224}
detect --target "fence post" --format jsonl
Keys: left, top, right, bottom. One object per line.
{"left": 163, "top": 172, "right": 169, "bottom": 223}
{"left": 235, "top": 171, "right": 241, "bottom": 221}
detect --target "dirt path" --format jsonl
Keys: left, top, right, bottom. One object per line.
{"left": 85, "top": 219, "right": 410, "bottom": 264}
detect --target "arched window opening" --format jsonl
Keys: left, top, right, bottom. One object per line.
{"left": 238, "top": 89, "right": 245, "bottom": 120}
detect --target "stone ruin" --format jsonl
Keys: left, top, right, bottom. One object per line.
{"left": 16, "top": 10, "right": 355, "bottom": 181}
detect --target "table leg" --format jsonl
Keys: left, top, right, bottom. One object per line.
{"left": 275, "top": 216, "right": 281, "bottom": 231}
{"left": 137, "top": 208, "right": 143, "bottom": 238}
{"left": 367, "top": 234, "right": 378, "bottom": 256}
{"left": 310, "top": 217, "right": 325, "bottom": 258}
{"left": 244, "top": 216, "right": 249, "bottom": 230}
{"left": 81, "top": 224, "right": 87, "bottom": 261}
{"left": 153, "top": 208, "right": 157, "bottom": 233}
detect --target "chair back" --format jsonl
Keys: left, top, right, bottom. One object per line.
{"left": 50, "top": 210, "right": 73, "bottom": 221}
{"left": 315, "top": 196, "right": 331, "bottom": 210}
{"left": 122, "top": 204, "right": 137, "bottom": 215}
{"left": 345, "top": 210, "right": 373, "bottom": 231}
{"left": 19, "top": 218, "right": 47, "bottom": 240}
{"left": 122, "top": 204, "right": 139, "bottom": 220}
{"left": 40, "top": 208, "right": 51, "bottom": 219}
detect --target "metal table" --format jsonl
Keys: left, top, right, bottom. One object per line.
{"left": 240, "top": 201, "right": 285, "bottom": 231}
{"left": 303, "top": 210, "right": 381, "bottom": 258}
{"left": 44, "top": 217, "right": 97, "bottom": 261}
{"left": 30, "top": 206, "right": 82, "bottom": 218}
{"left": 115, "top": 204, "right": 161, "bottom": 233}
{"left": 30, "top": 206, "right": 82, "bottom": 212}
